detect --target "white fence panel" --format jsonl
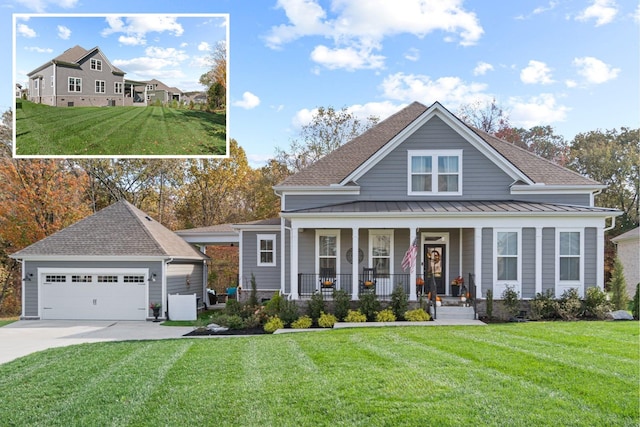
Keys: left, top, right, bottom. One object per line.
{"left": 168, "top": 293, "right": 197, "bottom": 321}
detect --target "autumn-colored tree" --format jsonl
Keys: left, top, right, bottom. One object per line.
{"left": 244, "top": 159, "right": 290, "bottom": 221}
{"left": 498, "top": 126, "right": 569, "bottom": 165}
{"left": 199, "top": 41, "right": 227, "bottom": 89}
{"left": 0, "top": 158, "right": 91, "bottom": 314}
{"left": 0, "top": 109, "right": 11, "bottom": 158}
{"left": 458, "top": 98, "right": 511, "bottom": 136}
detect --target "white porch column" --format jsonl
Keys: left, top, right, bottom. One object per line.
{"left": 474, "top": 227, "right": 482, "bottom": 299}
{"left": 596, "top": 226, "right": 605, "bottom": 290}
{"left": 409, "top": 228, "right": 417, "bottom": 301}
{"left": 290, "top": 226, "right": 299, "bottom": 299}
{"left": 535, "top": 227, "right": 543, "bottom": 295}
{"left": 352, "top": 227, "right": 359, "bottom": 300}
{"left": 280, "top": 220, "right": 286, "bottom": 296}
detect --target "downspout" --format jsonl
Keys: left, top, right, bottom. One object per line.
{"left": 52, "top": 63, "right": 56, "bottom": 105}
{"left": 283, "top": 223, "right": 291, "bottom": 297}
{"left": 604, "top": 216, "right": 616, "bottom": 232}
{"left": 163, "top": 258, "right": 173, "bottom": 318}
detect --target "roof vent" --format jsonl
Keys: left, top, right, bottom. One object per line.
{"left": 145, "top": 216, "right": 153, "bottom": 222}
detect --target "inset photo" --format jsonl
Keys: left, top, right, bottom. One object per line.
{"left": 14, "top": 13, "right": 228, "bottom": 158}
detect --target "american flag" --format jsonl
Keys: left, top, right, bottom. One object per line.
{"left": 402, "top": 236, "right": 418, "bottom": 272}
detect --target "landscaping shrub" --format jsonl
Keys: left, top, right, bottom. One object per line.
{"left": 264, "top": 316, "right": 284, "bottom": 333}
{"left": 584, "top": 286, "right": 612, "bottom": 320}
{"left": 344, "top": 309, "right": 367, "bottom": 322}
{"left": 485, "top": 289, "right": 493, "bottom": 320}
{"left": 225, "top": 299, "right": 241, "bottom": 316}
{"left": 608, "top": 257, "right": 629, "bottom": 311}
{"left": 291, "top": 315, "right": 313, "bottom": 329}
{"left": 631, "top": 283, "right": 640, "bottom": 320}
{"left": 264, "top": 291, "right": 284, "bottom": 317}
{"left": 307, "top": 291, "right": 325, "bottom": 323}
{"left": 501, "top": 285, "right": 520, "bottom": 320}
{"left": 358, "top": 292, "right": 381, "bottom": 321}
{"left": 211, "top": 313, "right": 244, "bottom": 329}
{"left": 390, "top": 286, "right": 408, "bottom": 320}
{"left": 318, "top": 312, "right": 337, "bottom": 328}
{"left": 529, "top": 289, "right": 557, "bottom": 320}
{"left": 279, "top": 299, "right": 300, "bottom": 326}
{"left": 405, "top": 308, "right": 431, "bottom": 321}
{"left": 375, "top": 309, "right": 396, "bottom": 322}
{"left": 332, "top": 289, "right": 350, "bottom": 321}
{"left": 246, "top": 273, "right": 259, "bottom": 308}
{"left": 556, "top": 288, "right": 582, "bottom": 321}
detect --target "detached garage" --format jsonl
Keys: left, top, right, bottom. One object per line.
{"left": 10, "top": 201, "right": 209, "bottom": 321}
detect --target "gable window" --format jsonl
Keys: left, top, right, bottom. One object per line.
{"left": 95, "top": 80, "right": 105, "bottom": 93}
{"left": 90, "top": 58, "right": 102, "bottom": 71}
{"left": 114, "top": 82, "right": 123, "bottom": 94}
{"left": 146, "top": 84, "right": 154, "bottom": 91}
{"left": 257, "top": 234, "right": 276, "bottom": 266}
{"left": 68, "top": 77, "right": 81, "bottom": 92}
{"left": 317, "top": 230, "right": 339, "bottom": 276}
{"left": 408, "top": 150, "right": 462, "bottom": 195}
{"left": 495, "top": 230, "right": 519, "bottom": 282}
{"left": 558, "top": 231, "right": 581, "bottom": 281}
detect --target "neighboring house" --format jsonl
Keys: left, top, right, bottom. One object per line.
{"left": 10, "top": 201, "right": 208, "bottom": 321}
{"left": 611, "top": 227, "right": 640, "bottom": 297}
{"left": 26, "top": 45, "right": 127, "bottom": 107}
{"left": 182, "top": 102, "right": 620, "bottom": 303}
{"left": 144, "top": 79, "right": 184, "bottom": 104}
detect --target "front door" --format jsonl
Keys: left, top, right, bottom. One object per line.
{"left": 424, "top": 244, "right": 446, "bottom": 294}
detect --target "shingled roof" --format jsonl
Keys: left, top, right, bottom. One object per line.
{"left": 277, "top": 101, "right": 599, "bottom": 188}
{"left": 27, "top": 45, "right": 125, "bottom": 76}
{"left": 11, "top": 201, "right": 207, "bottom": 260}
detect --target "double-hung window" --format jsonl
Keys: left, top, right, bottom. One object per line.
{"left": 257, "top": 234, "right": 276, "bottom": 266}
{"left": 114, "top": 82, "right": 123, "bottom": 94}
{"left": 558, "top": 231, "right": 581, "bottom": 281}
{"left": 369, "top": 230, "right": 392, "bottom": 278}
{"left": 495, "top": 230, "right": 519, "bottom": 282}
{"left": 317, "top": 230, "right": 339, "bottom": 275}
{"left": 408, "top": 150, "right": 462, "bottom": 195}
{"left": 68, "top": 77, "right": 81, "bottom": 92}
{"left": 95, "top": 80, "right": 105, "bottom": 93}
{"left": 90, "top": 58, "right": 102, "bottom": 71}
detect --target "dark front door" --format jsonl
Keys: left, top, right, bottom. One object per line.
{"left": 425, "top": 244, "right": 446, "bottom": 294}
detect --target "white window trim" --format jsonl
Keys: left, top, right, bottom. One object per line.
{"left": 257, "top": 234, "right": 277, "bottom": 267}
{"left": 114, "top": 82, "right": 123, "bottom": 94}
{"left": 68, "top": 77, "right": 81, "bottom": 92}
{"left": 315, "top": 229, "right": 340, "bottom": 277}
{"left": 95, "top": 80, "right": 106, "bottom": 94}
{"left": 555, "top": 228, "right": 584, "bottom": 296}
{"left": 90, "top": 58, "right": 102, "bottom": 71}
{"left": 493, "top": 228, "right": 522, "bottom": 297}
{"left": 407, "top": 149, "right": 463, "bottom": 196}
{"left": 368, "top": 229, "right": 394, "bottom": 277}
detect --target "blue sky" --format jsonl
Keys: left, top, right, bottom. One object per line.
{"left": 4, "top": 0, "right": 639, "bottom": 166}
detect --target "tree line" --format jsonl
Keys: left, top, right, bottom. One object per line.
{"left": 0, "top": 102, "right": 637, "bottom": 315}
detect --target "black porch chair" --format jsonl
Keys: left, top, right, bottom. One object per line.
{"left": 319, "top": 267, "right": 336, "bottom": 295}
{"left": 360, "top": 267, "right": 377, "bottom": 294}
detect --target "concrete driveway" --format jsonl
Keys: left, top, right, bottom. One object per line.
{"left": 0, "top": 320, "right": 194, "bottom": 365}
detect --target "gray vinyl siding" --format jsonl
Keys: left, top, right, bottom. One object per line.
{"left": 166, "top": 262, "right": 203, "bottom": 296}
{"left": 285, "top": 194, "right": 357, "bottom": 211}
{"left": 242, "top": 231, "right": 281, "bottom": 290}
{"left": 542, "top": 228, "right": 556, "bottom": 294}
{"left": 461, "top": 228, "right": 475, "bottom": 282}
{"left": 23, "top": 260, "right": 162, "bottom": 318}
{"left": 481, "top": 228, "right": 493, "bottom": 296}
{"left": 522, "top": 228, "right": 536, "bottom": 298}
{"left": 584, "top": 227, "right": 597, "bottom": 287}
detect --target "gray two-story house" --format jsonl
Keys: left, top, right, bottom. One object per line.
{"left": 27, "top": 45, "right": 128, "bottom": 107}
{"left": 223, "top": 102, "right": 619, "bottom": 303}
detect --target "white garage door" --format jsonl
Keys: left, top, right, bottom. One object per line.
{"left": 40, "top": 270, "right": 148, "bottom": 320}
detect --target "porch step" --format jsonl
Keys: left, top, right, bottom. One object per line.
{"left": 434, "top": 305, "right": 476, "bottom": 321}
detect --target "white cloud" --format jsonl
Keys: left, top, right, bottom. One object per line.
{"left": 380, "top": 72, "right": 491, "bottom": 107}
{"left": 57, "top": 25, "right": 71, "bottom": 40}
{"left": 102, "top": 16, "right": 184, "bottom": 46}
{"left": 233, "top": 92, "right": 261, "bottom": 109}
{"left": 565, "top": 79, "right": 578, "bottom": 88}
{"left": 180, "top": 42, "right": 189, "bottom": 48}
{"left": 17, "top": 23, "right": 37, "bottom": 38}
{"left": 310, "top": 44, "right": 385, "bottom": 71}
{"left": 635, "top": 4, "right": 640, "bottom": 23}
{"left": 520, "top": 60, "right": 554, "bottom": 84}
{"left": 509, "top": 93, "right": 570, "bottom": 128}
{"left": 198, "top": 41, "right": 211, "bottom": 51}
{"left": 15, "top": 0, "right": 79, "bottom": 13}
{"left": 190, "top": 55, "right": 210, "bottom": 68}
{"left": 265, "top": 0, "right": 484, "bottom": 70}
{"left": 145, "top": 46, "right": 189, "bottom": 61}
{"left": 25, "top": 46, "right": 53, "bottom": 53}
{"left": 573, "top": 56, "right": 620, "bottom": 84}
{"left": 576, "top": 0, "right": 618, "bottom": 26}
{"left": 292, "top": 101, "right": 402, "bottom": 128}
{"left": 473, "top": 61, "right": 494, "bottom": 76}
{"left": 404, "top": 48, "right": 420, "bottom": 62}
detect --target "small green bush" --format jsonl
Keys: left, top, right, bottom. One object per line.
{"left": 246, "top": 273, "right": 259, "bottom": 307}
{"left": 485, "top": 289, "right": 493, "bottom": 320}
{"left": 332, "top": 289, "right": 350, "bottom": 321}
{"left": 264, "top": 291, "right": 284, "bottom": 317}
{"left": 224, "top": 299, "right": 241, "bottom": 316}
{"left": 529, "top": 289, "right": 557, "bottom": 320}
{"left": 556, "top": 288, "right": 582, "bottom": 321}
{"left": 608, "top": 257, "right": 629, "bottom": 311}
{"left": 358, "top": 292, "right": 381, "bottom": 321}
{"left": 501, "top": 285, "right": 520, "bottom": 319}
{"left": 318, "top": 312, "right": 337, "bottom": 328}
{"left": 405, "top": 308, "right": 431, "bottom": 321}
{"left": 375, "top": 309, "right": 397, "bottom": 322}
{"left": 390, "top": 286, "right": 408, "bottom": 320}
{"left": 211, "top": 314, "right": 244, "bottom": 329}
{"left": 307, "top": 291, "right": 325, "bottom": 323}
{"left": 631, "top": 283, "right": 639, "bottom": 320}
{"left": 291, "top": 315, "right": 313, "bottom": 329}
{"left": 264, "top": 316, "right": 284, "bottom": 333}
{"left": 344, "top": 309, "right": 367, "bottom": 322}
{"left": 584, "top": 286, "right": 612, "bottom": 320}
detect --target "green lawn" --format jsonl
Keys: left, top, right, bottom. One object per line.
{"left": 0, "top": 322, "right": 637, "bottom": 426}
{"left": 15, "top": 100, "right": 226, "bottom": 156}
